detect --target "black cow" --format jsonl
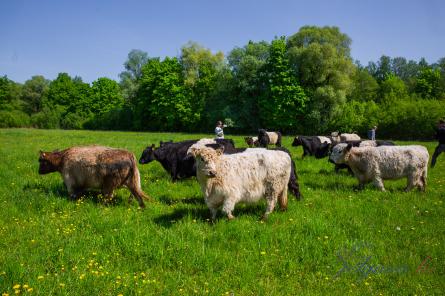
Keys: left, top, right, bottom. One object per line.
{"left": 258, "top": 129, "right": 282, "bottom": 147}
{"left": 292, "top": 136, "right": 332, "bottom": 159}
{"left": 139, "top": 139, "right": 236, "bottom": 181}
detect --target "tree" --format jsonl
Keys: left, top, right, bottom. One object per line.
{"left": 119, "top": 49, "right": 149, "bottom": 102}
{"left": 415, "top": 68, "right": 442, "bottom": 99}
{"left": 89, "top": 77, "right": 124, "bottom": 115}
{"left": 349, "top": 68, "right": 379, "bottom": 102}
{"left": 136, "top": 57, "right": 195, "bottom": 131}
{"left": 287, "top": 26, "right": 355, "bottom": 133}
{"left": 21, "top": 75, "right": 49, "bottom": 114}
{"left": 379, "top": 74, "right": 408, "bottom": 102}
{"left": 0, "top": 75, "right": 22, "bottom": 111}
{"left": 180, "top": 42, "right": 226, "bottom": 129}
{"left": 226, "top": 41, "right": 270, "bottom": 131}
{"left": 259, "top": 37, "right": 307, "bottom": 132}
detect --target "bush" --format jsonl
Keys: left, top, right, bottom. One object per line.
{"left": 0, "top": 110, "right": 31, "bottom": 128}
{"left": 30, "top": 107, "right": 63, "bottom": 129}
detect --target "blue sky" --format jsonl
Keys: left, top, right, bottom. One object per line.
{"left": 1, "top": 0, "right": 444, "bottom": 83}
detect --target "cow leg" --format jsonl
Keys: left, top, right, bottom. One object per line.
{"left": 101, "top": 176, "right": 117, "bottom": 204}
{"left": 222, "top": 200, "right": 236, "bottom": 220}
{"left": 262, "top": 194, "right": 277, "bottom": 221}
{"left": 209, "top": 207, "right": 218, "bottom": 221}
{"left": 373, "top": 176, "right": 385, "bottom": 191}
{"left": 430, "top": 144, "right": 445, "bottom": 168}
{"left": 404, "top": 174, "right": 416, "bottom": 192}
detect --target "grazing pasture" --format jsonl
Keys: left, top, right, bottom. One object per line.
{"left": 0, "top": 128, "right": 444, "bottom": 295}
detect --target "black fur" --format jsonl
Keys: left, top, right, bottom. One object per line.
{"left": 258, "top": 129, "right": 282, "bottom": 147}
{"left": 139, "top": 139, "right": 236, "bottom": 181}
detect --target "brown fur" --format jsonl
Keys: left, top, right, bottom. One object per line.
{"left": 39, "top": 145, "right": 150, "bottom": 207}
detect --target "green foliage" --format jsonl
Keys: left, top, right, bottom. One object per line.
{"left": 21, "top": 75, "right": 49, "bottom": 114}
{"left": 330, "top": 100, "right": 380, "bottom": 134}
{"left": 259, "top": 37, "right": 307, "bottom": 132}
{"left": 379, "top": 74, "right": 408, "bottom": 103}
{"left": 415, "top": 68, "right": 442, "bottom": 99}
{"left": 287, "top": 26, "right": 355, "bottom": 133}
{"left": 0, "top": 75, "right": 23, "bottom": 111}
{"left": 89, "top": 77, "right": 124, "bottom": 115}
{"left": 136, "top": 57, "right": 196, "bottom": 131}
{"left": 349, "top": 68, "right": 379, "bottom": 102}
{"left": 0, "top": 110, "right": 30, "bottom": 128}
{"left": 119, "top": 49, "right": 149, "bottom": 102}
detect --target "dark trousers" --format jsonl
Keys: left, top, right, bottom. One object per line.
{"left": 431, "top": 144, "right": 445, "bottom": 168}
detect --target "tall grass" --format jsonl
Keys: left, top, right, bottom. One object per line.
{"left": 0, "top": 129, "right": 444, "bottom": 295}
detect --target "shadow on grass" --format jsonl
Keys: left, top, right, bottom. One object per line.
{"left": 157, "top": 195, "right": 204, "bottom": 206}
{"left": 23, "top": 181, "right": 128, "bottom": 207}
{"left": 153, "top": 202, "right": 267, "bottom": 228}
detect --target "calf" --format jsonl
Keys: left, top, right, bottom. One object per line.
{"left": 244, "top": 136, "right": 259, "bottom": 147}
{"left": 258, "top": 129, "right": 282, "bottom": 147}
{"left": 38, "top": 146, "right": 150, "bottom": 207}
{"left": 329, "top": 144, "right": 429, "bottom": 191}
{"left": 189, "top": 146, "right": 291, "bottom": 220}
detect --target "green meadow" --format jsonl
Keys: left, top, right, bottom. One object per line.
{"left": 0, "top": 128, "right": 444, "bottom": 295}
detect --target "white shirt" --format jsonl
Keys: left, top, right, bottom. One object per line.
{"left": 215, "top": 126, "right": 224, "bottom": 139}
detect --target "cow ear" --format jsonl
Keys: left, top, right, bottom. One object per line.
{"left": 151, "top": 144, "right": 155, "bottom": 148}
{"left": 39, "top": 151, "right": 45, "bottom": 157}
{"left": 346, "top": 143, "right": 353, "bottom": 151}
{"left": 216, "top": 145, "right": 224, "bottom": 155}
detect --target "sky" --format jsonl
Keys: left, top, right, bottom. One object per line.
{"left": 1, "top": 0, "right": 444, "bottom": 83}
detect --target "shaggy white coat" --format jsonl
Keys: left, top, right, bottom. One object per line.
{"left": 331, "top": 132, "right": 361, "bottom": 143}
{"left": 190, "top": 147, "right": 291, "bottom": 220}
{"left": 359, "top": 140, "right": 378, "bottom": 147}
{"left": 330, "top": 144, "right": 429, "bottom": 191}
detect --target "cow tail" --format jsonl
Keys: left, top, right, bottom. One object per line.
{"left": 288, "top": 158, "right": 302, "bottom": 200}
{"left": 129, "top": 155, "right": 151, "bottom": 206}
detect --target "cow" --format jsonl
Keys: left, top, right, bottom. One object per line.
{"left": 331, "top": 132, "right": 361, "bottom": 144}
{"left": 200, "top": 144, "right": 302, "bottom": 200}
{"left": 189, "top": 146, "right": 291, "bottom": 220}
{"left": 38, "top": 146, "right": 150, "bottom": 208}
{"left": 257, "top": 129, "right": 282, "bottom": 147}
{"left": 139, "top": 139, "right": 236, "bottom": 181}
{"left": 292, "top": 136, "right": 332, "bottom": 159}
{"left": 244, "top": 136, "right": 259, "bottom": 147}
{"left": 329, "top": 144, "right": 429, "bottom": 191}
{"left": 321, "top": 140, "right": 397, "bottom": 173}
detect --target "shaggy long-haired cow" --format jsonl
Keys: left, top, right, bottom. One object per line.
{"left": 189, "top": 146, "right": 291, "bottom": 220}
{"left": 39, "top": 146, "right": 150, "bottom": 207}
{"left": 329, "top": 143, "right": 429, "bottom": 191}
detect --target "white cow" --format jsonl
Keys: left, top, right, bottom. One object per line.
{"left": 329, "top": 144, "right": 429, "bottom": 191}
{"left": 189, "top": 146, "right": 291, "bottom": 220}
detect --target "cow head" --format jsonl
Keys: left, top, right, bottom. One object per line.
{"left": 244, "top": 137, "right": 254, "bottom": 147}
{"left": 38, "top": 150, "right": 63, "bottom": 174}
{"left": 139, "top": 144, "right": 156, "bottom": 164}
{"left": 189, "top": 146, "right": 224, "bottom": 178}
{"left": 315, "top": 142, "right": 331, "bottom": 159}
{"left": 292, "top": 136, "right": 302, "bottom": 147}
{"left": 329, "top": 143, "right": 353, "bottom": 164}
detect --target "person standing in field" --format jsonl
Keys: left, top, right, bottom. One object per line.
{"left": 215, "top": 121, "right": 226, "bottom": 139}
{"left": 368, "top": 126, "right": 377, "bottom": 140}
{"left": 431, "top": 119, "right": 445, "bottom": 168}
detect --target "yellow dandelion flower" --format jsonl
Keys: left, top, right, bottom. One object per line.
{"left": 27, "top": 288, "right": 33, "bottom": 292}
{"left": 365, "top": 282, "right": 370, "bottom": 286}
{"left": 14, "top": 291, "right": 19, "bottom": 295}
{"left": 3, "top": 293, "right": 10, "bottom": 296}
{"left": 12, "top": 285, "right": 20, "bottom": 290}
{"left": 59, "top": 283, "right": 65, "bottom": 287}
{"left": 260, "top": 251, "right": 266, "bottom": 255}
{"left": 118, "top": 294, "right": 123, "bottom": 296}
{"left": 37, "top": 276, "right": 44, "bottom": 280}
{"left": 23, "top": 285, "right": 29, "bottom": 289}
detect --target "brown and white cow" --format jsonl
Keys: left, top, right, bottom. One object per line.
{"left": 39, "top": 145, "right": 150, "bottom": 207}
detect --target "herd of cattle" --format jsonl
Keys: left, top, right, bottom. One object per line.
{"left": 38, "top": 130, "right": 430, "bottom": 220}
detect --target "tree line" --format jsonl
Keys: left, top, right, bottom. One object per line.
{"left": 1, "top": 26, "right": 444, "bottom": 139}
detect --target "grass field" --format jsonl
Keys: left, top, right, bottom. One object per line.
{"left": 0, "top": 128, "right": 444, "bottom": 295}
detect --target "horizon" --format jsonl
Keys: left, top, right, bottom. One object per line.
{"left": 1, "top": 0, "right": 444, "bottom": 83}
